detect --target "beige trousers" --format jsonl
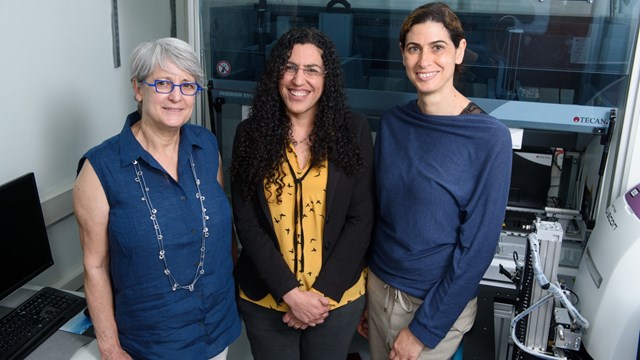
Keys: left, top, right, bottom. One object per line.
{"left": 366, "top": 272, "right": 477, "bottom": 360}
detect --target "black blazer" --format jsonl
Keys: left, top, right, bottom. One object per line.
{"left": 231, "top": 113, "right": 375, "bottom": 303}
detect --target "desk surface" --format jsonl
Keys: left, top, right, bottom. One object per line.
{"left": 0, "top": 286, "right": 100, "bottom": 360}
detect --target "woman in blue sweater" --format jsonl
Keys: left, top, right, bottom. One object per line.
{"left": 359, "top": 3, "right": 512, "bottom": 359}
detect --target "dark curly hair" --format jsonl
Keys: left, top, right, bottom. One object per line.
{"left": 231, "top": 27, "right": 363, "bottom": 201}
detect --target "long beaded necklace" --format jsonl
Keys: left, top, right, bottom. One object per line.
{"left": 132, "top": 155, "right": 209, "bottom": 292}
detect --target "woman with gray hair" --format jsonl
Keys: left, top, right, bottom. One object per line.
{"left": 73, "top": 37, "right": 240, "bottom": 359}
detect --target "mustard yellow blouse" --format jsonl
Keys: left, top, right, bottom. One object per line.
{"left": 240, "top": 145, "right": 366, "bottom": 311}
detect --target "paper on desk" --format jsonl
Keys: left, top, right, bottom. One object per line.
{"left": 509, "top": 128, "right": 523, "bottom": 150}
{"left": 60, "top": 311, "right": 93, "bottom": 335}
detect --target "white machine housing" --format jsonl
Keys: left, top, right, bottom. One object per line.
{"left": 573, "top": 183, "right": 640, "bottom": 360}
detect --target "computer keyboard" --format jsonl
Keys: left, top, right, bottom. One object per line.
{"left": 0, "top": 287, "right": 86, "bottom": 360}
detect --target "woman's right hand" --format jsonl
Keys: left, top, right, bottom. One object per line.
{"left": 282, "top": 311, "right": 309, "bottom": 330}
{"left": 282, "top": 288, "right": 330, "bottom": 325}
{"left": 357, "top": 306, "right": 369, "bottom": 339}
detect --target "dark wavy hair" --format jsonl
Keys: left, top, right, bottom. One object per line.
{"left": 231, "top": 27, "right": 363, "bottom": 201}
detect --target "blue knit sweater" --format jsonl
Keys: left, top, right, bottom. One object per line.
{"left": 370, "top": 100, "right": 512, "bottom": 349}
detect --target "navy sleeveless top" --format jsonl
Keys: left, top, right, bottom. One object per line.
{"left": 84, "top": 111, "right": 240, "bottom": 358}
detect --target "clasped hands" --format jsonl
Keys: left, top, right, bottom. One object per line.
{"left": 281, "top": 288, "right": 330, "bottom": 330}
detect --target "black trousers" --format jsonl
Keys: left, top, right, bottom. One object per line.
{"left": 238, "top": 296, "right": 365, "bottom": 360}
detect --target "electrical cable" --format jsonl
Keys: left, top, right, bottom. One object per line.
{"left": 562, "top": 287, "right": 580, "bottom": 306}
{"left": 511, "top": 293, "right": 562, "bottom": 360}
{"left": 528, "top": 232, "right": 590, "bottom": 328}
{"left": 510, "top": 231, "right": 590, "bottom": 359}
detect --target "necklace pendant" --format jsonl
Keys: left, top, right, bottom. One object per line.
{"left": 188, "top": 284, "right": 194, "bottom": 291}
{"left": 172, "top": 283, "right": 178, "bottom": 291}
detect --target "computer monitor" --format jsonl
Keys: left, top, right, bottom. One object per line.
{"left": 508, "top": 151, "right": 553, "bottom": 209}
{"left": 0, "top": 173, "right": 54, "bottom": 302}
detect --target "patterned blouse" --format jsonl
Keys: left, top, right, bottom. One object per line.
{"left": 239, "top": 144, "right": 366, "bottom": 311}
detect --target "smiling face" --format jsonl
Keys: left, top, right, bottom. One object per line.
{"left": 278, "top": 43, "right": 325, "bottom": 121}
{"left": 133, "top": 61, "right": 197, "bottom": 131}
{"left": 401, "top": 21, "right": 466, "bottom": 98}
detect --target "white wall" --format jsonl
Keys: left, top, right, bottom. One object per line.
{"left": 0, "top": 0, "right": 184, "bottom": 289}
{"left": 620, "top": 27, "right": 640, "bottom": 194}
{"left": 624, "top": 92, "right": 640, "bottom": 191}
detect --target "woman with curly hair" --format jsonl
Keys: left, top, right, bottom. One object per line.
{"left": 230, "top": 27, "right": 375, "bottom": 360}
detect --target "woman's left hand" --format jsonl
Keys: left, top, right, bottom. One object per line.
{"left": 389, "top": 328, "right": 425, "bottom": 360}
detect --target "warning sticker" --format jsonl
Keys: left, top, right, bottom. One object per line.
{"left": 216, "top": 60, "right": 231, "bottom": 77}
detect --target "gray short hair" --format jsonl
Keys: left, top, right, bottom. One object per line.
{"left": 130, "top": 37, "right": 204, "bottom": 85}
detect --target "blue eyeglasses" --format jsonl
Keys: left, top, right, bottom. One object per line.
{"left": 144, "top": 79, "right": 203, "bottom": 96}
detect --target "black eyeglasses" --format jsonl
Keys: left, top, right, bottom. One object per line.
{"left": 144, "top": 79, "right": 203, "bottom": 96}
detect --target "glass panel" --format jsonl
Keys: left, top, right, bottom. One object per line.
{"left": 200, "top": 1, "right": 638, "bottom": 112}
{"left": 199, "top": 0, "right": 639, "bottom": 210}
